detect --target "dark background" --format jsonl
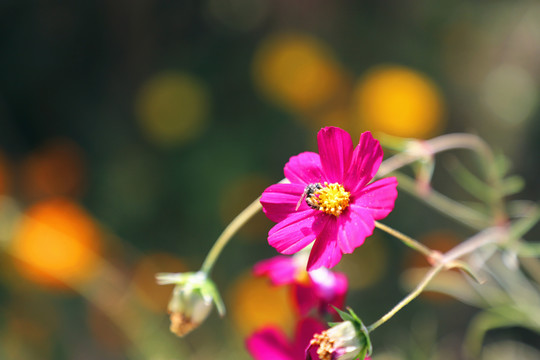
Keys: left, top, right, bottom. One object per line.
{"left": 0, "top": 1, "right": 539, "bottom": 359}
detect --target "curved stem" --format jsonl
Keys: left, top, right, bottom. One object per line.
{"left": 393, "top": 173, "right": 491, "bottom": 230}
{"left": 375, "top": 221, "right": 433, "bottom": 258}
{"left": 200, "top": 196, "right": 262, "bottom": 275}
{"left": 378, "top": 133, "right": 505, "bottom": 225}
{"left": 378, "top": 133, "right": 494, "bottom": 177}
{"left": 367, "top": 262, "right": 444, "bottom": 332}
{"left": 367, "top": 227, "right": 505, "bottom": 332}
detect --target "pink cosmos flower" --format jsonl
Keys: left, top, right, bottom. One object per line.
{"left": 253, "top": 253, "right": 347, "bottom": 316}
{"left": 246, "top": 318, "right": 326, "bottom": 360}
{"left": 261, "top": 127, "right": 398, "bottom": 271}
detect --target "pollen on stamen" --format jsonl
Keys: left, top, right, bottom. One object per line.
{"left": 310, "top": 331, "right": 335, "bottom": 360}
{"left": 311, "top": 182, "right": 350, "bottom": 216}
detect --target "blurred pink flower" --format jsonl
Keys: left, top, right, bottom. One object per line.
{"left": 261, "top": 127, "right": 397, "bottom": 271}
{"left": 246, "top": 318, "right": 326, "bottom": 360}
{"left": 254, "top": 254, "right": 347, "bottom": 316}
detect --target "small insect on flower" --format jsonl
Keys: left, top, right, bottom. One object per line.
{"left": 296, "top": 183, "right": 323, "bottom": 211}
{"left": 260, "top": 127, "right": 398, "bottom": 271}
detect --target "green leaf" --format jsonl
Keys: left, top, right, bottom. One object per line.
{"left": 509, "top": 205, "right": 540, "bottom": 241}
{"left": 502, "top": 175, "right": 525, "bottom": 195}
{"left": 464, "top": 306, "right": 539, "bottom": 358}
{"left": 516, "top": 242, "right": 540, "bottom": 257}
{"left": 205, "top": 280, "right": 226, "bottom": 317}
{"left": 494, "top": 151, "right": 511, "bottom": 177}
{"left": 446, "top": 157, "right": 494, "bottom": 201}
{"left": 333, "top": 306, "right": 354, "bottom": 322}
{"left": 452, "top": 260, "right": 485, "bottom": 284}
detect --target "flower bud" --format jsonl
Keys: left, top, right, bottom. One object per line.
{"left": 156, "top": 271, "right": 225, "bottom": 337}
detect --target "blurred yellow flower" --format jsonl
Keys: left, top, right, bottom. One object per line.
{"left": 136, "top": 71, "right": 210, "bottom": 147}
{"left": 354, "top": 65, "right": 445, "bottom": 139}
{"left": 228, "top": 271, "right": 294, "bottom": 336}
{"left": 11, "top": 198, "right": 101, "bottom": 288}
{"left": 253, "top": 33, "right": 346, "bottom": 113}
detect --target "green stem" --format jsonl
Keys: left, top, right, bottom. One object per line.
{"left": 378, "top": 133, "right": 506, "bottom": 229}
{"left": 200, "top": 196, "right": 262, "bottom": 275}
{"left": 367, "top": 227, "right": 505, "bottom": 332}
{"left": 393, "top": 172, "right": 491, "bottom": 230}
{"left": 367, "top": 262, "right": 445, "bottom": 332}
{"left": 375, "top": 221, "right": 433, "bottom": 258}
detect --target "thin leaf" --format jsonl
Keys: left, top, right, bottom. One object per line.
{"left": 206, "top": 281, "right": 226, "bottom": 317}
{"left": 509, "top": 204, "right": 540, "bottom": 241}
{"left": 516, "top": 242, "right": 540, "bottom": 257}
{"left": 446, "top": 157, "right": 494, "bottom": 202}
{"left": 494, "top": 151, "right": 511, "bottom": 178}
{"left": 502, "top": 176, "right": 525, "bottom": 196}
{"left": 450, "top": 260, "right": 485, "bottom": 284}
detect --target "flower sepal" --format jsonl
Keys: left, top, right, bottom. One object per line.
{"left": 156, "top": 271, "right": 225, "bottom": 337}
{"left": 332, "top": 307, "right": 372, "bottom": 360}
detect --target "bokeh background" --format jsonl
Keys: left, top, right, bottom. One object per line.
{"left": 1, "top": 1, "right": 540, "bottom": 359}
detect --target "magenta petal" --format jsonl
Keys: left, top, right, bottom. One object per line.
{"left": 338, "top": 206, "right": 375, "bottom": 254}
{"left": 344, "top": 131, "right": 384, "bottom": 194}
{"left": 284, "top": 151, "right": 327, "bottom": 185}
{"left": 307, "top": 217, "right": 342, "bottom": 271}
{"left": 261, "top": 183, "right": 307, "bottom": 223}
{"left": 293, "top": 318, "right": 326, "bottom": 359}
{"left": 309, "top": 269, "right": 348, "bottom": 311}
{"left": 293, "top": 283, "right": 318, "bottom": 316}
{"left": 353, "top": 176, "right": 398, "bottom": 220}
{"left": 268, "top": 210, "right": 319, "bottom": 254}
{"left": 246, "top": 327, "right": 293, "bottom": 360}
{"left": 317, "top": 127, "right": 354, "bottom": 183}
{"left": 253, "top": 256, "right": 298, "bottom": 286}
{"left": 305, "top": 342, "right": 320, "bottom": 360}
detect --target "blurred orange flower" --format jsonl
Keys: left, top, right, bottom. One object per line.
{"left": 11, "top": 198, "right": 101, "bottom": 288}
{"left": 229, "top": 271, "right": 295, "bottom": 336}
{"left": 354, "top": 65, "right": 445, "bottom": 139}
{"left": 253, "top": 33, "right": 347, "bottom": 114}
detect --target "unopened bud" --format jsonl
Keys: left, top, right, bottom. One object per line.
{"left": 156, "top": 271, "right": 225, "bottom": 337}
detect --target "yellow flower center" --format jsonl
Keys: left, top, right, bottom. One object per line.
{"left": 307, "top": 182, "right": 350, "bottom": 216}
{"left": 310, "top": 331, "right": 335, "bottom": 360}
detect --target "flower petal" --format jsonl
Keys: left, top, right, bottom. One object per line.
{"left": 246, "top": 327, "right": 293, "bottom": 360}
{"left": 292, "top": 283, "right": 318, "bottom": 316}
{"left": 253, "top": 256, "right": 298, "bottom": 286}
{"left": 336, "top": 206, "right": 375, "bottom": 254}
{"left": 284, "top": 151, "right": 327, "bottom": 185}
{"left": 268, "top": 210, "right": 320, "bottom": 255}
{"left": 293, "top": 318, "right": 326, "bottom": 358}
{"left": 344, "top": 131, "right": 384, "bottom": 194}
{"left": 353, "top": 177, "right": 398, "bottom": 220}
{"left": 308, "top": 268, "right": 348, "bottom": 316}
{"left": 307, "top": 217, "right": 342, "bottom": 271}
{"left": 317, "top": 127, "right": 354, "bottom": 183}
{"left": 261, "top": 183, "right": 307, "bottom": 223}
